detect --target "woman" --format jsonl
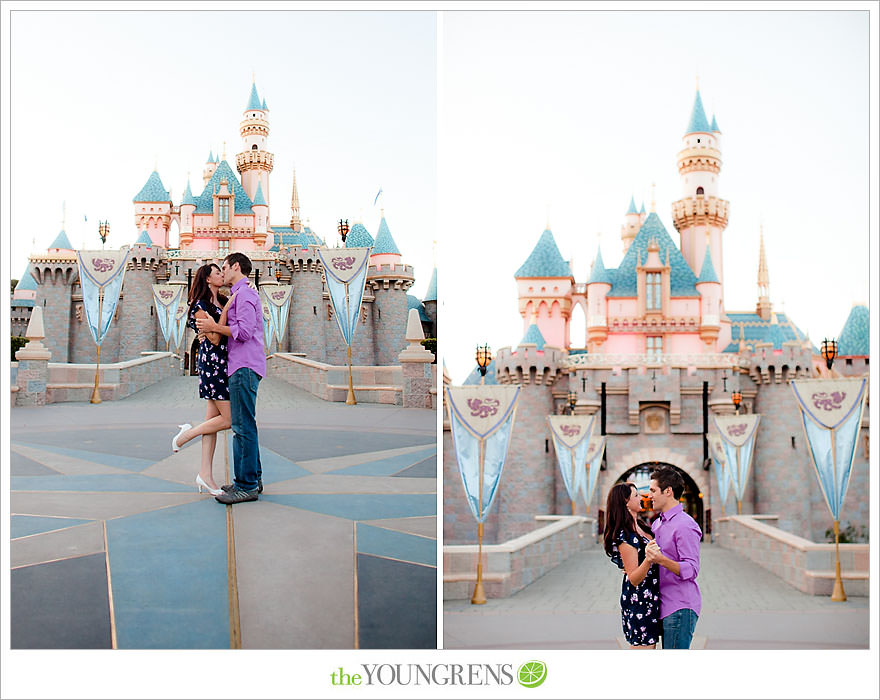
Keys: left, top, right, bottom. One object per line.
{"left": 170, "top": 263, "right": 233, "bottom": 496}
{"left": 604, "top": 482, "right": 661, "bottom": 649}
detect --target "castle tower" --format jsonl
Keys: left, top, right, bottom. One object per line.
{"left": 236, "top": 82, "right": 274, "bottom": 211}
{"left": 368, "top": 216, "right": 414, "bottom": 365}
{"left": 118, "top": 231, "right": 161, "bottom": 361}
{"left": 671, "top": 89, "right": 730, "bottom": 288}
{"left": 756, "top": 226, "right": 772, "bottom": 320}
{"left": 179, "top": 180, "right": 196, "bottom": 248}
{"left": 620, "top": 196, "right": 641, "bottom": 254}
{"left": 423, "top": 267, "right": 437, "bottom": 335}
{"left": 251, "top": 181, "right": 269, "bottom": 248}
{"left": 133, "top": 171, "right": 172, "bottom": 248}
{"left": 290, "top": 169, "right": 302, "bottom": 232}
{"left": 585, "top": 245, "right": 613, "bottom": 351}
{"left": 371, "top": 210, "right": 402, "bottom": 267}
{"left": 30, "top": 250, "right": 77, "bottom": 363}
{"left": 514, "top": 227, "right": 574, "bottom": 349}
{"left": 202, "top": 151, "right": 218, "bottom": 187}
{"left": 695, "top": 234, "right": 722, "bottom": 348}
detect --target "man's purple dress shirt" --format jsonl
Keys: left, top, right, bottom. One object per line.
{"left": 651, "top": 503, "right": 702, "bottom": 618}
{"left": 226, "top": 278, "right": 266, "bottom": 378}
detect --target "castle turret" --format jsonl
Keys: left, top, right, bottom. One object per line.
{"left": 586, "top": 245, "right": 613, "bottom": 351}
{"left": 368, "top": 217, "right": 414, "bottom": 365}
{"left": 756, "top": 226, "right": 772, "bottom": 320}
{"left": 202, "top": 152, "right": 218, "bottom": 187}
{"left": 133, "top": 171, "right": 172, "bottom": 248}
{"left": 371, "top": 210, "right": 402, "bottom": 267}
{"left": 179, "top": 180, "right": 196, "bottom": 248}
{"left": 620, "top": 196, "right": 641, "bottom": 254}
{"left": 289, "top": 169, "right": 302, "bottom": 232}
{"left": 119, "top": 238, "right": 160, "bottom": 361}
{"left": 696, "top": 235, "right": 722, "bottom": 348}
{"left": 514, "top": 227, "right": 574, "bottom": 349}
{"left": 251, "top": 181, "right": 269, "bottom": 247}
{"left": 236, "top": 82, "right": 274, "bottom": 210}
{"left": 48, "top": 228, "right": 74, "bottom": 254}
{"left": 671, "top": 88, "right": 730, "bottom": 287}
{"left": 423, "top": 267, "right": 437, "bottom": 335}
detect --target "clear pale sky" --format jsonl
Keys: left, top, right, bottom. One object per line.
{"left": 440, "top": 10, "right": 872, "bottom": 382}
{"left": 7, "top": 10, "right": 436, "bottom": 298}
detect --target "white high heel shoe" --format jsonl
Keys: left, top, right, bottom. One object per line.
{"left": 196, "top": 474, "right": 223, "bottom": 496}
{"left": 171, "top": 423, "right": 192, "bottom": 453}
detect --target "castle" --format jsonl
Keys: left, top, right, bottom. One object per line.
{"left": 11, "top": 83, "right": 437, "bottom": 368}
{"left": 444, "top": 89, "right": 869, "bottom": 545}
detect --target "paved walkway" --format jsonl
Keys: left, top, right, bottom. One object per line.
{"left": 444, "top": 544, "right": 868, "bottom": 649}
{"left": 10, "top": 376, "right": 436, "bottom": 649}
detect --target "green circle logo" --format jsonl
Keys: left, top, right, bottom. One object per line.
{"left": 517, "top": 660, "right": 547, "bottom": 688}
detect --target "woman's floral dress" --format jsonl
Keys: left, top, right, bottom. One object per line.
{"left": 187, "top": 299, "right": 229, "bottom": 401}
{"left": 609, "top": 528, "right": 661, "bottom": 646}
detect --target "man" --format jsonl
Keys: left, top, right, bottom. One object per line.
{"left": 646, "top": 467, "right": 702, "bottom": 649}
{"left": 196, "top": 252, "right": 265, "bottom": 504}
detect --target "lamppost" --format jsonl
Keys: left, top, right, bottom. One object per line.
{"left": 98, "top": 220, "right": 109, "bottom": 248}
{"left": 731, "top": 389, "right": 742, "bottom": 415}
{"left": 337, "top": 219, "right": 350, "bottom": 246}
{"left": 821, "top": 338, "right": 838, "bottom": 372}
{"left": 567, "top": 390, "right": 577, "bottom": 415}
{"left": 476, "top": 344, "right": 492, "bottom": 385}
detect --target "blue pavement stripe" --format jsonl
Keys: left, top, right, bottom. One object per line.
{"left": 356, "top": 523, "right": 436, "bottom": 567}
{"left": 392, "top": 456, "right": 436, "bottom": 478}
{"left": 225, "top": 433, "right": 312, "bottom": 482}
{"left": 262, "top": 494, "right": 436, "bottom": 520}
{"left": 106, "top": 500, "right": 229, "bottom": 649}
{"left": 327, "top": 447, "right": 437, "bottom": 477}
{"left": 12, "top": 474, "right": 195, "bottom": 493}
{"left": 10, "top": 453, "right": 60, "bottom": 477}
{"left": 11, "top": 515, "right": 95, "bottom": 539}
{"left": 12, "top": 442, "right": 156, "bottom": 472}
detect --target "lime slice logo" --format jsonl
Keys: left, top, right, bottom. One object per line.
{"left": 517, "top": 660, "right": 547, "bottom": 688}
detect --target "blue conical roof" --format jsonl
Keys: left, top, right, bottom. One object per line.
{"left": 49, "top": 229, "right": 73, "bottom": 250}
{"left": 710, "top": 114, "right": 720, "bottom": 132}
{"left": 686, "top": 90, "right": 711, "bottom": 134}
{"left": 608, "top": 213, "right": 699, "bottom": 297}
{"left": 407, "top": 294, "right": 430, "bottom": 323}
{"left": 697, "top": 245, "right": 720, "bottom": 284}
{"left": 423, "top": 267, "right": 437, "bottom": 302}
{"left": 640, "top": 202, "right": 646, "bottom": 214}
{"left": 261, "top": 98, "right": 268, "bottom": 111}
{"left": 207, "top": 150, "right": 215, "bottom": 163}
{"left": 134, "top": 230, "right": 153, "bottom": 246}
{"left": 15, "top": 267, "right": 37, "bottom": 291}
{"left": 194, "top": 160, "right": 254, "bottom": 214}
{"left": 515, "top": 229, "right": 572, "bottom": 278}
{"left": 372, "top": 216, "right": 401, "bottom": 255}
{"left": 251, "top": 181, "right": 267, "bottom": 207}
{"left": 626, "top": 196, "right": 638, "bottom": 215}
{"left": 837, "top": 304, "right": 869, "bottom": 356}
{"left": 520, "top": 322, "right": 546, "bottom": 350}
{"left": 246, "top": 82, "right": 262, "bottom": 111}
{"left": 133, "top": 171, "right": 170, "bottom": 202}
{"left": 181, "top": 181, "right": 196, "bottom": 206}
{"left": 345, "top": 222, "right": 374, "bottom": 248}
{"left": 587, "top": 247, "right": 614, "bottom": 285}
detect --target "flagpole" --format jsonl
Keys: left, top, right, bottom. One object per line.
{"left": 570, "top": 453, "right": 577, "bottom": 515}
{"left": 90, "top": 294, "right": 103, "bottom": 404}
{"left": 345, "top": 282, "right": 356, "bottom": 405}
{"left": 829, "top": 429, "right": 846, "bottom": 601}
{"left": 472, "top": 438, "right": 487, "bottom": 605}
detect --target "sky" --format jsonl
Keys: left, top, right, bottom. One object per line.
{"left": 439, "top": 9, "right": 873, "bottom": 383}
{"left": 6, "top": 10, "right": 437, "bottom": 298}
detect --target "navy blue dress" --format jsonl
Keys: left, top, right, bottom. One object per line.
{"left": 609, "top": 528, "right": 661, "bottom": 646}
{"left": 188, "top": 299, "right": 229, "bottom": 401}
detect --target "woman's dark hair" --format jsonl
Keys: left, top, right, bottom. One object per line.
{"left": 188, "top": 263, "right": 228, "bottom": 316}
{"left": 603, "top": 482, "right": 653, "bottom": 557}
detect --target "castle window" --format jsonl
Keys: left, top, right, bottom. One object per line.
{"left": 252, "top": 144, "right": 258, "bottom": 150}
{"left": 218, "top": 239, "right": 230, "bottom": 254}
{"left": 646, "top": 272, "right": 662, "bottom": 311}
{"left": 647, "top": 336, "right": 662, "bottom": 360}
{"left": 696, "top": 186, "right": 704, "bottom": 195}
{"left": 219, "top": 198, "right": 229, "bottom": 224}
{"left": 697, "top": 138, "right": 701, "bottom": 143}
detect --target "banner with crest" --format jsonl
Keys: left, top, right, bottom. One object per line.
{"left": 151, "top": 284, "right": 185, "bottom": 348}
{"left": 261, "top": 284, "right": 293, "bottom": 347}
{"left": 708, "top": 431, "right": 732, "bottom": 513}
{"left": 547, "top": 415, "right": 596, "bottom": 506}
{"left": 712, "top": 414, "right": 761, "bottom": 508}
{"left": 76, "top": 250, "right": 130, "bottom": 345}
{"left": 260, "top": 294, "right": 276, "bottom": 350}
{"left": 170, "top": 298, "right": 189, "bottom": 353}
{"left": 791, "top": 378, "right": 869, "bottom": 520}
{"left": 445, "top": 385, "right": 521, "bottom": 523}
{"left": 583, "top": 435, "right": 606, "bottom": 509}
{"left": 315, "top": 247, "right": 371, "bottom": 346}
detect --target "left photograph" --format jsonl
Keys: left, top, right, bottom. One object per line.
{"left": 9, "top": 10, "right": 438, "bottom": 649}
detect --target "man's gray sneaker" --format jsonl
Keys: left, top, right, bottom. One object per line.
{"left": 215, "top": 487, "right": 259, "bottom": 504}
{"left": 221, "top": 479, "right": 262, "bottom": 494}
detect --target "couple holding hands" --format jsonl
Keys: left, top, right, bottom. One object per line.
{"left": 605, "top": 467, "right": 702, "bottom": 650}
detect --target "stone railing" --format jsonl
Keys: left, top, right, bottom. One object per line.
{"left": 714, "top": 515, "right": 868, "bottom": 596}
{"left": 268, "top": 353, "right": 404, "bottom": 405}
{"left": 36, "top": 352, "right": 177, "bottom": 404}
{"left": 164, "top": 249, "right": 278, "bottom": 261}
{"left": 566, "top": 352, "right": 744, "bottom": 370}
{"left": 443, "top": 515, "right": 596, "bottom": 600}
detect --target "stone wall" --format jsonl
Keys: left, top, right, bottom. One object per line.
{"left": 33, "top": 266, "right": 74, "bottom": 362}
{"left": 715, "top": 515, "right": 868, "bottom": 596}
{"left": 118, "top": 263, "right": 159, "bottom": 362}
{"left": 443, "top": 515, "right": 596, "bottom": 599}
{"left": 43, "top": 352, "right": 178, "bottom": 403}
{"left": 267, "top": 353, "right": 403, "bottom": 404}
{"left": 371, "top": 283, "right": 409, "bottom": 366}
{"left": 288, "top": 258, "right": 327, "bottom": 362}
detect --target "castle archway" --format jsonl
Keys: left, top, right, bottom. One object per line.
{"left": 614, "top": 462, "right": 704, "bottom": 530}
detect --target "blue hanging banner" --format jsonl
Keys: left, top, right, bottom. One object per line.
{"left": 790, "top": 378, "right": 868, "bottom": 521}
{"left": 260, "top": 292, "right": 276, "bottom": 351}
{"left": 547, "top": 415, "right": 596, "bottom": 506}
{"left": 583, "top": 435, "right": 605, "bottom": 511}
{"left": 151, "top": 284, "right": 185, "bottom": 348}
{"left": 712, "top": 414, "right": 761, "bottom": 510}
{"left": 315, "top": 247, "right": 371, "bottom": 347}
{"left": 170, "top": 298, "right": 189, "bottom": 353}
{"left": 262, "top": 284, "right": 293, "bottom": 346}
{"left": 446, "top": 385, "right": 521, "bottom": 523}
{"left": 708, "top": 431, "right": 732, "bottom": 514}
{"left": 76, "top": 250, "right": 130, "bottom": 345}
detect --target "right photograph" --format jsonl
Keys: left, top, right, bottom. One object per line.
{"left": 440, "top": 10, "right": 870, "bottom": 650}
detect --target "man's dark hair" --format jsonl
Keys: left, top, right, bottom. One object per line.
{"left": 224, "top": 252, "right": 253, "bottom": 277}
{"left": 650, "top": 466, "right": 685, "bottom": 499}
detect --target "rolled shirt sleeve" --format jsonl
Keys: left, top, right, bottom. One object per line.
{"left": 673, "top": 522, "right": 702, "bottom": 581}
{"left": 228, "top": 294, "right": 259, "bottom": 342}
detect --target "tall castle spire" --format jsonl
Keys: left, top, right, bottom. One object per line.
{"left": 756, "top": 225, "right": 772, "bottom": 320}
{"left": 290, "top": 169, "right": 302, "bottom": 231}
{"left": 237, "top": 81, "right": 274, "bottom": 213}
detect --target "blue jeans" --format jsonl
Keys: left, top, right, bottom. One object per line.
{"left": 662, "top": 608, "right": 698, "bottom": 649}
{"left": 229, "top": 368, "right": 262, "bottom": 491}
